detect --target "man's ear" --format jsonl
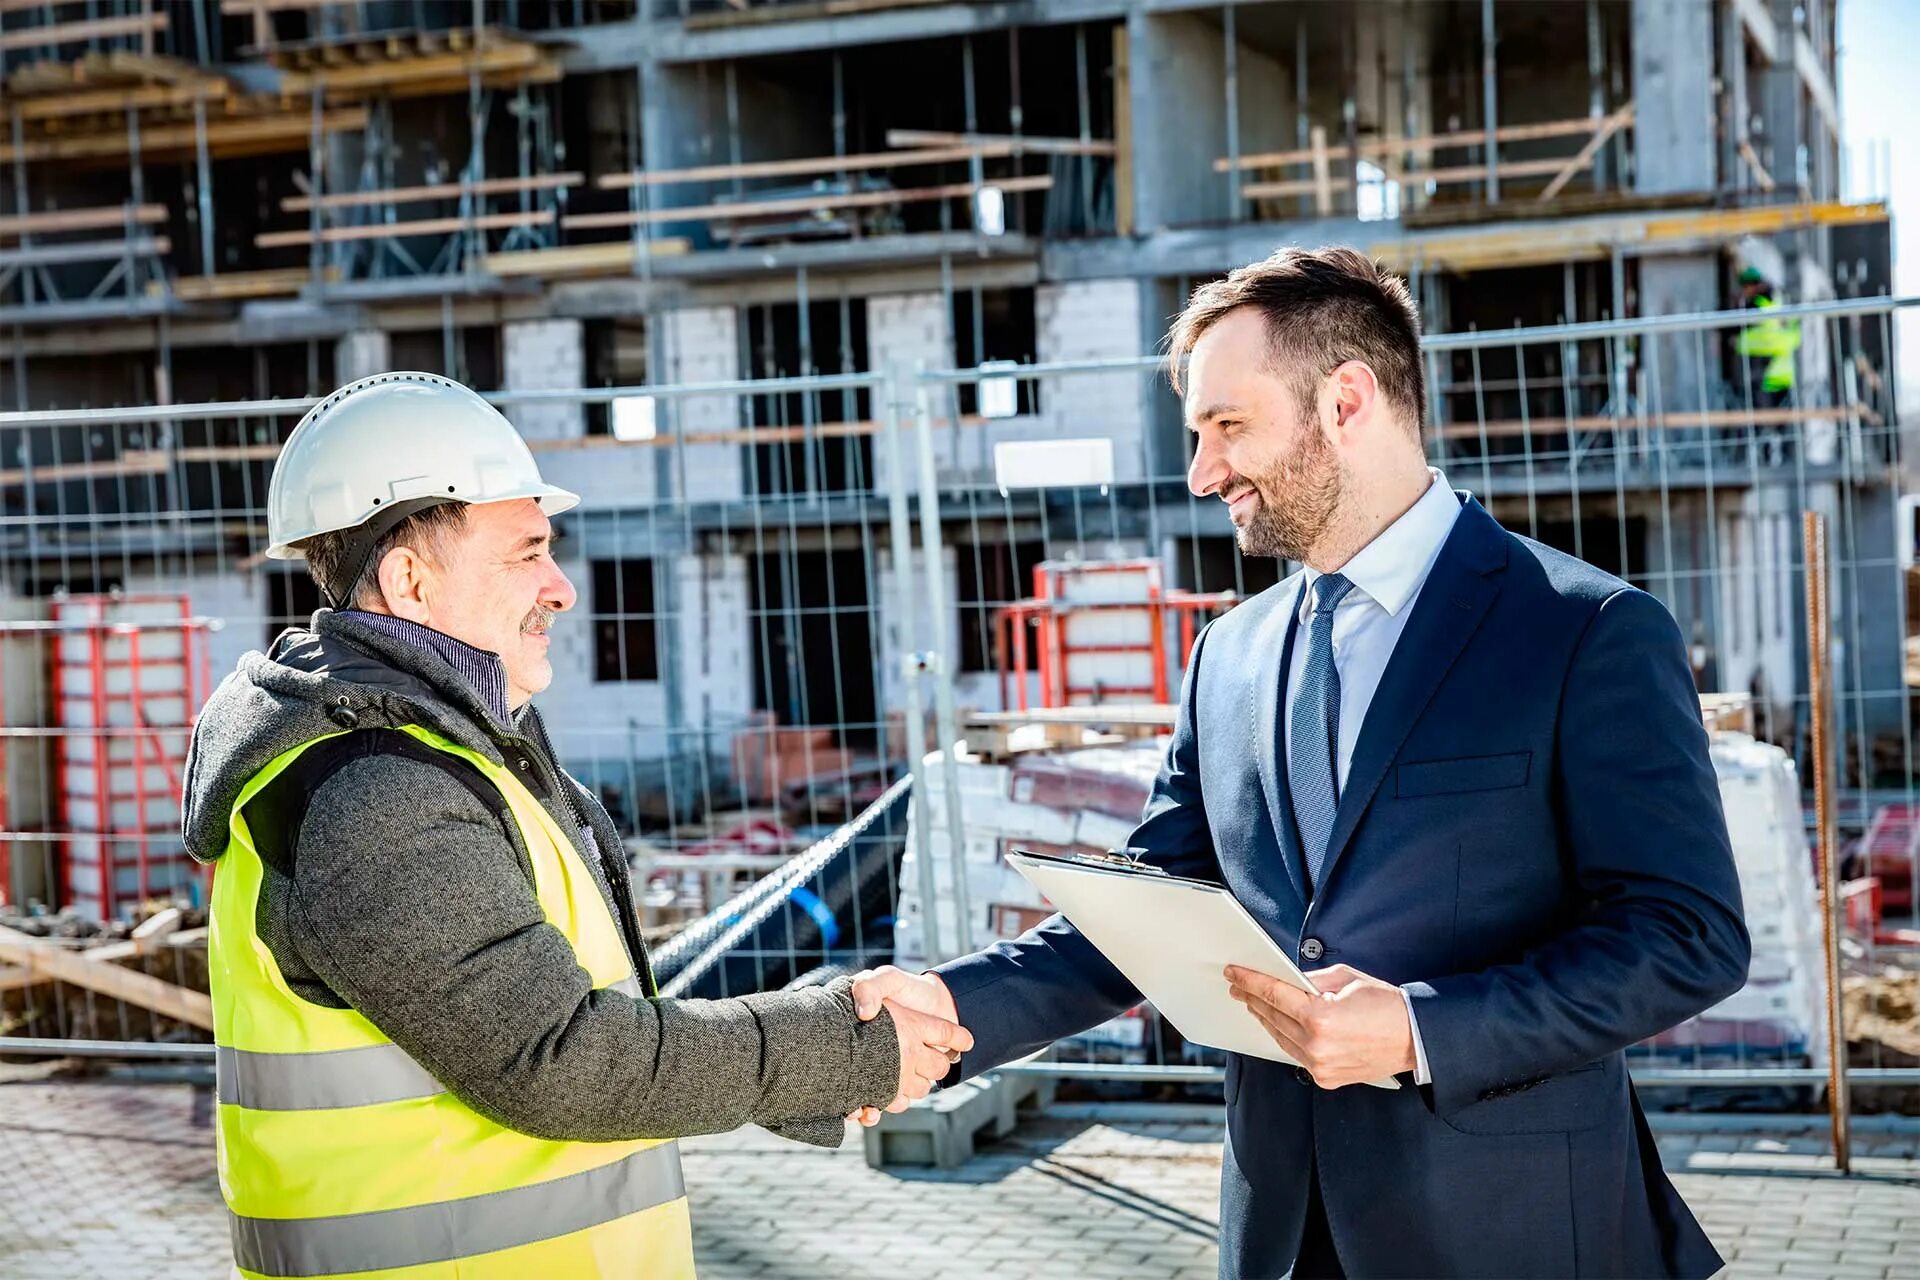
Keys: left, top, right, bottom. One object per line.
{"left": 376, "top": 545, "right": 433, "bottom": 624}
{"left": 1330, "top": 361, "right": 1379, "bottom": 431}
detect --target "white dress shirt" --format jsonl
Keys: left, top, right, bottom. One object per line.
{"left": 1282, "top": 468, "right": 1461, "bottom": 1086}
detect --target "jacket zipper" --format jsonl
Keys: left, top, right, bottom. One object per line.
{"left": 515, "top": 710, "right": 659, "bottom": 998}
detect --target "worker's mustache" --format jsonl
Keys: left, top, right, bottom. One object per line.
{"left": 523, "top": 606, "right": 557, "bottom": 636}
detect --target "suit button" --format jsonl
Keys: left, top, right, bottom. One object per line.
{"left": 1300, "top": 937, "right": 1325, "bottom": 962}
{"left": 1294, "top": 1067, "right": 1314, "bottom": 1086}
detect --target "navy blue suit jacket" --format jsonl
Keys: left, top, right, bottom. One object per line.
{"left": 936, "top": 497, "right": 1751, "bottom": 1279}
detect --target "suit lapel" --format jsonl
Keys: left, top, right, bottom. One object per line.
{"left": 1254, "top": 576, "right": 1311, "bottom": 916}
{"left": 1315, "top": 499, "right": 1510, "bottom": 897}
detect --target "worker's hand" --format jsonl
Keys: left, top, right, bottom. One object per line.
{"left": 848, "top": 966, "right": 964, "bottom": 1126}
{"left": 1225, "top": 963, "right": 1416, "bottom": 1090}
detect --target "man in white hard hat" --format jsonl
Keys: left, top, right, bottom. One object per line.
{"left": 183, "top": 372, "right": 968, "bottom": 1279}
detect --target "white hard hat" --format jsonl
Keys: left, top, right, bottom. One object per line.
{"left": 265, "top": 371, "right": 579, "bottom": 560}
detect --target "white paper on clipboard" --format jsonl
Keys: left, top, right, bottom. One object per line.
{"left": 1005, "top": 849, "right": 1400, "bottom": 1090}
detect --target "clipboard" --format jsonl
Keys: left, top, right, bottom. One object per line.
{"left": 1005, "top": 848, "right": 1400, "bottom": 1090}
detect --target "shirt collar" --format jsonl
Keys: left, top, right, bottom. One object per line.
{"left": 343, "top": 609, "right": 514, "bottom": 725}
{"left": 1298, "top": 469, "right": 1463, "bottom": 623}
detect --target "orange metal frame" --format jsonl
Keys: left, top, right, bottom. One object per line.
{"left": 995, "top": 560, "right": 1240, "bottom": 710}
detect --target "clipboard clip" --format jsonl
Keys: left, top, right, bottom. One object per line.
{"left": 1011, "top": 845, "right": 1168, "bottom": 876}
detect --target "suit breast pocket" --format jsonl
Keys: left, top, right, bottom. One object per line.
{"left": 1395, "top": 751, "right": 1532, "bottom": 798}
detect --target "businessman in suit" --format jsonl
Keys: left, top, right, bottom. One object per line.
{"left": 852, "top": 246, "right": 1751, "bottom": 1278}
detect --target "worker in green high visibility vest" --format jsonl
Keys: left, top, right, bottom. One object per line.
{"left": 1733, "top": 265, "right": 1800, "bottom": 407}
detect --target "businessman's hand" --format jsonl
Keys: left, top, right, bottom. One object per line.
{"left": 1225, "top": 962, "right": 1416, "bottom": 1089}
{"left": 848, "top": 966, "right": 962, "bottom": 1126}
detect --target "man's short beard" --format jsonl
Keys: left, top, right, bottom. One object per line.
{"left": 1235, "top": 411, "right": 1343, "bottom": 561}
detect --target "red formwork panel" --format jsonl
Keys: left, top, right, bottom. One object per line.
{"left": 43, "top": 594, "right": 214, "bottom": 921}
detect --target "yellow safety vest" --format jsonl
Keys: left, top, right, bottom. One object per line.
{"left": 1733, "top": 295, "right": 1801, "bottom": 393}
{"left": 209, "top": 724, "right": 696, "bottom": 1279}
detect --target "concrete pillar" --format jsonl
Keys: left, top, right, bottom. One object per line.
{"left": 658, "top": 305, "right": 743, "bottom": 503}
{"left": 1636, "top": 255, "right": 1718, "bottom": 412}
{"left": 1128, "top": 10, "right": 1231, "bottom": 229}
{"left": 1631, "top": 0, "right": 1717, "bottom": 195}
{"left": 334, "top": 330, "right": 390, "bottom": 384}
{"left": 503, "top": 318, "right": 585, "bottom": 443}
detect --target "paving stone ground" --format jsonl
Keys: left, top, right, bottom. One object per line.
{"left": 2, "top": 1067, "right": 1915, "bottom": 1279}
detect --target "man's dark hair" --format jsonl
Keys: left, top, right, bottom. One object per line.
{"left": 1165, "top": 246, "right": 1427, "bottom": 434}
{"left": 300, "top": 502, "right": 469, "bottom": 608}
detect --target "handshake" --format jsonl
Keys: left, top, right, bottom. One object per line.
{"left": 847, "top": 965, "right": 970, "bottom": 1127}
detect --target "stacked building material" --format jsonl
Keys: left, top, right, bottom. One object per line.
{"left": 1642, "top": 732, "right": 1829, "bottom": 1071}
{"left": 894, "top": 740, "right": 1163, "bottom": 1060}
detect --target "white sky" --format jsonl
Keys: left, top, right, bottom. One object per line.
{"left": 1838, "top": 0, "right": 1917, "bottom": 407}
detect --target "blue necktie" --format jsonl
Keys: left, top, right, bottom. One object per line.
{"left": 1290, "top": 572, "right": 1355, "bottom": 895}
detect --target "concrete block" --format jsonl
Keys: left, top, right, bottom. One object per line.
{"left": 503, "top": 318, "right": 585, "bottom": 442}
{"left": 862, "top": 1071, "right": 1056, "bottom": 1170}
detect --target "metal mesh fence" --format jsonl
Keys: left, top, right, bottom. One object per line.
{"left": 0, "top": 303, "right": 1916, "bottom": 1108}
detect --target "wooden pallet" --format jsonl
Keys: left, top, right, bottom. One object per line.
{"left": 144, "top": 264, "right": 342, "bottom": 302}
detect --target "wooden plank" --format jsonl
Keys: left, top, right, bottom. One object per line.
{"left": 130, "top": 907, "right": 184, "bottom": 951}
{"left": 0, "top": 925, "right": 213, "bottom": 1030}
{"left": 884, "top": 129, "right": 1116, "bottom": 157}
{"left": 1112, "top": 25, "right": 1132, "bottom": 238}
{"left": 255, "top": 208, "right": 554, "bottom": 249}
{"left": 564, "top": 174, "right": 1053, "bottom": 231}
{"left": 283, "top": 171, "right": 582, "bottom": 213}
{"left": 276, "top": 44, "right": 541, "bottom": 98}
{"left": 1538, "top": 105, "right": 1635, "bottom": 202}
{"left": 0, "top": 107, "right": 367, "bottom": 163}
{"left": 0, "top": 203, "right": 165, "bottom": 239}
{"left": 1739, "top": 139, "right": 1777, "bottom": 193}
{"left": 1733, "top": 0, "right": 1781, "bottom": 62}
{"left": 1309, "top": 126, "right": 1332, "bottom": 216}
{"left": 480, "top": 237, "right": 692, "bottom": 279}
{"left": 6, "top": 81, "right": 230, "bottom": 122}
{"left": 597, "top": 146, "right": 988, "bottom": 191}
{"left": 1431, "top": 405, "right": 1861, "bottom": 441}
{"left": 1216, "top": 112, "right": 1624, "bottom": 174}
{"left": 0, "top": 13, "right": 168, "bottom": 54}
{"left": 0, "top": 451, "right": 171, "bottom": 488}
{"left": 149, "top": 264, "right": 340, "bottom": 301}
{"left": 527, "top": 413, "right": 987, "bottom": 452}
{"left": 1241, "top": 156, "right": 1583, "bottom": 202}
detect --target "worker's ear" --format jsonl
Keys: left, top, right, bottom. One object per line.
{"left": 374, "top": 546, "right": 434, "bottom": 624}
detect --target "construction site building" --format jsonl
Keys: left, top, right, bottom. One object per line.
{"left": 0, "top": 0, "right": 1899, "bottom": 913}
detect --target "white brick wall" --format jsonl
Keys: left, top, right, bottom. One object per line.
{"left": 334, "top": 330, "right": 390, "bottom": 384}
{"left": 867, "top": 292, "right": 951, "bottom": 492}
{"left": 503, "top": 318, "right": 585, "bottom": 443}
{"left": 1034, "top": 280, "right": 1147, "bottom": 482}
{"left": 658, "top": 306, "right": 743, "bottom": 504}
{"left": 672, "top": 553, "right": 752, "bottom": 733}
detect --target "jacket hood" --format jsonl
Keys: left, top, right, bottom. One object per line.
{"left": 182, "top": 609, "right": 516, "bottom": 862}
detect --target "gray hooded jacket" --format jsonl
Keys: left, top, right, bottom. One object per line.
{"left": 181, "top": 608, "right": 899, "bottom": 1146}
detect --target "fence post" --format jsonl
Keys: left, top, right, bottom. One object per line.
{"left": 911, "top": 366, "right": 974, "bottom": 964}
{"left": 1803, "top": 510, "right": 1851, "bottom": 1173}
{"left": 881, "top": 365, "right": 946, "bottom": 964}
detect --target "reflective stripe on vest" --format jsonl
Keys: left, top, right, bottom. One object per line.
{"left": 229, "top": 1140, "right": 687, "bottom": 1279}
{"left": 210, "top": 726, "right": 692, "bottom": 1279}
{"left": 215, "top": 974, "right": 644, "bottom": 1113}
